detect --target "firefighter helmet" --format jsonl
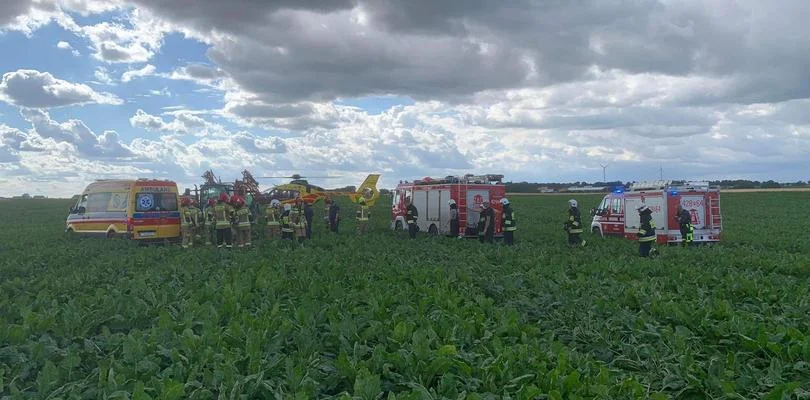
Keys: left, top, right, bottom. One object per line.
{"left": 270, "top": 199, "right": 280, "bottom": 207}
{"left": 500, "top": 198, "right": 509, "bottom": 205}
{"left": 219, "top": 192, "right": 229, "bottom": 202}
{"left": 448, "top": 199, "right": 456, "bottom": 206}
{"left": 568, "top": 199, "right": 578, "bottom": 208}
{"left": 233, "top": 196, "right": 245, "bottom": 207}
{"left": 207, "top": 198, "right": 216, "bottom": 207}
{"left": 284, "top": 204, "right": 292, "bottom": 211}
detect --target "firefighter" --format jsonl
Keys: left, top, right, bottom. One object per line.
{"left": 448, "top": 199, "right": 459, "bottom": 238}
{"left": 205, "top": 198, "right": 216, "bottom": 245}
{"left": 355, "top": 197, "right": 370, "bottom": 235}
{"left": 405, "top": 197, "right": 418, "bottom": 239}
{"left": 323, "top": 197, "right": 332, "bottom": 230}
{"left": 281, "top": 203, "right": 294, "bottom": 241}
{"left": 291, "top": 197, "right": 307, "bottom": 243}
{"left": 304, "top": 200, "right": 314, "bottom": 239}
{"left": 213, "top": 192, "right": 234, "bottom": 248}
{"left": 232, "top": 195, "right": 253, "bottom": 248}
{"left": 676, "top": 204, "right": 693, "bottom": 247}
{"left": 564, "top": 199, "right": 586, "bottom": 247}
{"left": 500, "top": 198, "right": 516, "bottom": 245}
{"left": 328, "top": 198, "right": 341, "bottom": 233}
{"left": 194, "top": 199, "right": 205, "bottom": 242}
{"left": 478, "top": 201, "right": 494, "bottom": 243}
{"left": 180, "top": 198, "right": 200, "bottom": 248}
{"left": 637, "top": 205, "right": 657, "bottom": 257}
{"left": 264, "top": 199, "right": 281, "bottom": 240}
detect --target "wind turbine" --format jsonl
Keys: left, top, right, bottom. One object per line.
{"left": 600, "top": 164, "right": 608, "bottom": 183}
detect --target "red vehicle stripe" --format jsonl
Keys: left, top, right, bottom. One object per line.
{"left": 71, "top": 219, "right": 127, "bottom": 224}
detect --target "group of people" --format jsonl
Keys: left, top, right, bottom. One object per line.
{"left": 560, "top": 197, "right": 693, "bottom": 258}
{"left": 180, "top": 193, "right": 694, "bottom": 255}
{"left": 179, "top": 192, "right": 254, "bottom": 249}
{"left": 179, "top": 193, "right": 372, "bottom": 248}
{"left": 403, "top": 197, "right": 517, "bottom": 245}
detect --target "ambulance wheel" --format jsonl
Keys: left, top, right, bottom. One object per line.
{"left": 428, "top": 224, "right": 438, "bottom": 236}
{"left": 395, "top": 221, "right": 403, "bottom": 231}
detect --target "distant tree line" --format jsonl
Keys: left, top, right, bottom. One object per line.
{"left": 503, "top": 180, "right": 808, "bottom": 193}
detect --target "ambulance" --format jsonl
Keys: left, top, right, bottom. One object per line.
{"left": 590, "top": 180, "right": 723, "bottom": 244}
{"left": 66, "top": 179, "right": 181, "bottom": 242}
{"left": 391, "top": 174, "right": 506, "bottom": 237}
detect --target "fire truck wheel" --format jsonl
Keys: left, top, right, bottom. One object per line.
{"left": 591, "top": 227, "right": 602, "bottom": 236}
{"left": 428, "top": 224, "right": 438, "bottom": 236}
{"left": 395, "top": 221, "right": 403, "bottom": 231}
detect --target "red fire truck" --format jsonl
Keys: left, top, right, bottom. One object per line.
{"left": 589, "top": 180, "right": 723, "bottom": 244}
{"left": 391, "top": 174, "right": 506, "bottom": 237}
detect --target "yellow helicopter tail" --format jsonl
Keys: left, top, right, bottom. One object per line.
{"left": 349, "top": 174, "right": 381, "bottom": 205}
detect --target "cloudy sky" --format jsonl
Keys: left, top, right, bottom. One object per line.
{"left": 1, "top": 0, "right": 809, "bottom": 197}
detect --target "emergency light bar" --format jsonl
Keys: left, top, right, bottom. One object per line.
{"left": 628, "top": 180, "right": 671, "bottom": 191}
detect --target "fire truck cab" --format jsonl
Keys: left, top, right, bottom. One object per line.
{"left": 391, "top": 174, "right": 506, "bottom": 237}
{"left": 590, "top": 180, "right": 723, "bottom": 244}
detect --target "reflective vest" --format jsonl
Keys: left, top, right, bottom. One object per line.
{"left": 281, "top": 211, "right": 293, "bottom": 232}
{"left": 181, "top": 206, "right": 199, "bottom": 227}
{"left": 502, "top": 207, "right": 516, "bottom": 231}
{"left": 235, "top": 207, "right": 251, "bottom": 228}
{"left": 356, "top": 205, "right": 369, "bottom": 221}
{"left": 638, "top": 213, "right": 657, "bottom": 242}
{"left": 265, "top": 207, "right": 280, "bottom": 226}
{"left": 214, "top": 203, "right": 233, "bottom": 229}
{"left": 406, "top": 205, "right": 418, "bottom": 223}
{"left": 566, "top": 208, "right": 583, "bottom": 234}
{"left": 205, "top": 208, "right": 215, "bottom": 227}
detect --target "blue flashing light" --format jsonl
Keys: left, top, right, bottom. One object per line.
{"left": 670, "top": 191, "right": 678, "bottom": 196}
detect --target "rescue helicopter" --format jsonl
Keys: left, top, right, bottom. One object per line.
{"left": 256, "top": 173, "right": 381, "bottom": 206}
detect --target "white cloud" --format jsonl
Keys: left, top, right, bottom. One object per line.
{"left": 20, "top": 108, "right": 133, "bottom": 158}
{"left": 121, "top": 64, "right": 156, "bottom": 82}
{"left": 56, "top": 40, "right": 81, "bottom": 56}
{"left": 129, "top": 109, "right": 225, "bottom": 136}
{"left": 0, "top": 69, "right": 122, "bottom": 108}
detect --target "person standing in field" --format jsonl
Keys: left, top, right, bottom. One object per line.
{"left": 355, "top": 197, "right": 370, "bottom": 235}
{"left": 180, "top": 197, "right": 200, "bottom": 248}
{"left": 205, "top": 198, "right": 216, "bottom": 245}
{"left": 478, "top": 201, "right": 495, "bottom": 243}
{"left": 323, "top": 197, "right": 331, "bottom": 231}
{"left": 232, "top": 196, "right": 253, "bottom": 248}
{"left": 676, "top": 204, "right": 693, "bottom": 247}
{"left": 448, "top": 199, "right": 459, "bottom": 238}
{"left": 637, "top": 205, "right": 657, "bottom": 257}
{"left": 564, "top": 199, "right": 586, "bottom": 247}
{"left": 281, "top": 203, "right": 294, "bottom": 242}
{"left": 213, "top": 192, "right": 234, "bottom": 248}
{"left": 264, "top": 199, "right": 281, "bottom": 240}
{"left": 406, "top": 197, "right": 418, "bottom": 239}
{"left": 328, "top": 198, "right": 341, "bottom": 233}
{"left": 291, "top": 198, "right": 307, "bottom": 244}
{"left": 500, "top": 198, "right": 516, "bottom": 245}
{"left": 303, "top": 200, "right": 314, "bottom": 239}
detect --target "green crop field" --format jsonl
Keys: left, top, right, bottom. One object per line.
{"left": 1, "top": 193, "right": 808, "bottom": 399}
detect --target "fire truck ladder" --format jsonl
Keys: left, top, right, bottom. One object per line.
{"left": 709, "top": 195, "right": 722, "bottom": 230}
